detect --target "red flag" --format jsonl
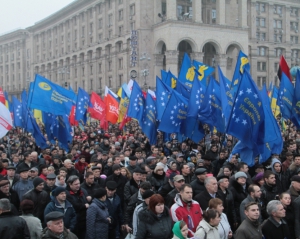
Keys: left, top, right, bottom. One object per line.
{"left": 88, "top": 92, "right": 106, "bottom": 120}
{"left": 100, "top": 119, "right": 109, "bottom": 130}
{"left": 278, "top": 55, "right": 292, "bottom": 82}
{"left": 119, "top": 111, "right": 131, "bottom": 130}
{"left": 0, "top": 87, "right": 5, "bottom": 105}
{"left": 69, "top": 105, "right": 78, "bottom": 126}
{"left": 104, "top": 87, "right": 119, "bottom": 124}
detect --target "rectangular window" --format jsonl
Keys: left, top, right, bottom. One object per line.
{"left": 109, "top": 76, "right": 112, "bottom": 87}
{"left": 99, "top": 19, "right": 103, "bottom": 29}
{"left": 119, "top": 26, "right": 123, "bottom": 36}
{"left": 119, "top": 58, "right": 123, "bottom": 69}
{"left": 119, "top": 10, "right": 123, "bottom": 21}
{"left": 108, "top": 61, "right": 112, "bottom": 71}
{"left": 108, "top": 14, "right": 113, "bottom": 25}
{"left": 130, "top": 4, "right": 135, "bottom": 16}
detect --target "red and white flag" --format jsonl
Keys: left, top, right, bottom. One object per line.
{"left": 0, "top": 87, "right": 5, "bottom": 105}
{"left": 88, "top": 92, "right": 106, "bottom": 121}
{"left": 104, "top": 87, "right": 119, "bottom": 124}
{"left": 0, "top": 102, "right": 12, "bottom": 138}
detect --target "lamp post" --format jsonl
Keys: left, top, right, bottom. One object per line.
{"left": 58, "top": 67, "right": 70, "bottom": 88}
{"left": 140, "top": 52, "right": 151, "bottom": 90}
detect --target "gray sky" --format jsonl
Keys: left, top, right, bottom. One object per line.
{"left": 0, "top": 0, "right": 75, "bottom": 35}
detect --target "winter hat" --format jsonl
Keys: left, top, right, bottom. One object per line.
{"left": 142, "top": 190, "right": 155, "bottom": 199}
{"left": 112, "top": 164, "right": 121, "bottom": 172}
{"left": 172, "top": 221, "right": 185, "bottom": 239}
{"left": 94, "top": 188, "right": 107, "bottom": 198}
{"left": 52, "top": 187, "right": 66, "bottom": 197}
{"left": 33, "top": 177, "right": 45, "bottom": 188}
{"left": 254, "top": 172, "right": 264, "bottom": 183}
{"left": 234, "top": 171, "right": 248, "bottom": 180}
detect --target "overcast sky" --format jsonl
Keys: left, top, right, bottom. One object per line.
{"left": 0, "top": 0, "right": 75, "bottom": 35}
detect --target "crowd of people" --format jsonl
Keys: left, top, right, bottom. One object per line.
{"left": 0, "top": 120, "right": 299, "bottom": 239}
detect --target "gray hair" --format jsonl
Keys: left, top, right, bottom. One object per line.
{"left": 267, "top": 200, "right": 282, "bottom": 215}
{"left": 64, "top": 159, "right": 72, "bottom": 164}
{"left": 67, "top": 175, "right": 79, "bottom": 184}
{"left": 0, "top": 198, "right": 11, "bottom": 211}
{"left": 204, "top": 177, "right": 217, "bottom": 187}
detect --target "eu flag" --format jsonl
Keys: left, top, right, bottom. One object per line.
{"left": 178, "top": 53, "right": 194, "bottom": 88}
{"left": 175, "top": 79, "right": 191, "bottom": 99}
{"left": 226, "top": 71, "right": 265, "bottom": 150}
{"left": 158, "top": 90, "right": 188, "bottom": 133}
{"left": 127, "top": 81, "right": 144, "bottom": 125}
{"left": 42, "top": 112, "right": 55, "bottom": 142}
{"left": 277, "top": 72, "right": 294, "bottom": 120}
{"left": 181, "top": 117, "right": 205, "bottom": 143}
{"left": 193, "top": 60, "right": 214, "bottom": 82}
{"left": 12, "top": 96, "right": 24, "bottom": 128}
{"left": 75, "top": 87, "right": 91, "bottom": 124}
{"left": 231, "top": 50, "right": 250, "bottom": 98}
{"left": 141, "top": 93, "right": 157, "bottom": 145}
{"left": 57, "top": 115, "right": 72, "bottom": 152}
{"left": 28, "top": 74, "right": 76, "bottom": 116}
{"left": 161, "top": 70, "right": 168, "bottom": 83}
{"left": 165, "top": 70, "right": 177, "bottom": 89}
{"left": 156, "top": 76, "right": 172, "bottom": 121}
{"left": 291, "top": 70, "right": 300, "bottom": 127}
{"left": 231, "top": 141, "right": 258, "bottom": 166}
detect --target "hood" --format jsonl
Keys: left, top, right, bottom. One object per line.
{"left": 196, "top": 218, "right": 217, "bottom": 232}
{"left": 55, "top": 177, "right": 66, "bottom": 188}
{"left": 172, "top": 221, "right": 186, "bottom": 239}
{"left": 271, "top": 158, "right": 282, "bottom": 174}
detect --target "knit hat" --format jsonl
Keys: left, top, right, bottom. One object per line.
{"left": 142, "top": 190, "right": 155, "bottom": 199}
{"left": 33, "top": 177, "right": 45, "bottom": 188}
{"left": 154, "top": 165, "right": 164, "bottom": 173}
{"left": 112, "top": 164, "right": 121, "bottom": 172}
{"left": 197, "top": 159, "right": 205, "bottom": 165}
{"left": 94, "top": 188, "right": 107, "bottom": 198}
{"left": 234, "top": 171, "right": 248, "bottom": 180}
{"left": 254, "top": 172, "right": 264, "bottom": 183}
{"left": 52, "top": 187, "right": 66, "bottom": 197}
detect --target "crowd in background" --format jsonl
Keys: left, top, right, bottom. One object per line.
{"left": 0, "top": 120, "right": 300, "bottom": 239}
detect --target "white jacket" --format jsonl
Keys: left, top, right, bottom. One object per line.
{"left": 194, "top": 219, "right": 220, "bottom": 239}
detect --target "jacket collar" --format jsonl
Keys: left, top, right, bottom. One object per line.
{"left": 268, "top": 216, "right": 287, "bottom": 227}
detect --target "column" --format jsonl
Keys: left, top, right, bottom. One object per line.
{"left": 165, "top": 50, "right": 178, "bottom": 74}
{"left": 216, "top": 0, "right": 225, "bottom": 25}
{"left": 285, "top": 6, "right": 291, "bottom": 44}
{"left": 166, "top": 0, "right": 177, "bottom": 20}
{"left": 191, "top": 52, "right": 204, "bottom": 62}
{"left": 154, "top": 54, "right": 165, "bottom": 79}
{"left": 215, "top": 54, "right": 227, "bottom": 78}
{"left": 192, "top": 0, "right": 202, "bottom": 23}
{"left": 238, "top": 0, "right": 247, "bottom": 28}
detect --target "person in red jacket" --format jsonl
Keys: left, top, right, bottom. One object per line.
{"left": 75, "top": 155, "right": 88, "bottom": 175}
{"left": 170, "top": 184, "right": 203, "bottom": 237}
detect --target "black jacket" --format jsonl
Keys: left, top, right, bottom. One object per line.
{"left": 43, "top": 183, "right": 57, "bottom": 197}
{"left": 124, "top": 190, "right": 143, "bottom": 225}
{"left": 262, "top": 216, "right": 291, "bottom": 239}
{"left": 0, "top": 187, "right": 20, "bottom": 211}
{"left": 212, "top": 159, "right": 226, "bottom": 177}
{"left": 136, "top": 207, "right": 173, "bottom": 239}
{"left": 22, "top": 189, "right": 50, "bottom": 222}
{"left": 80, "top": 181, "right": 101, "bottom": 198}
{"left": 293, "top": 196, "right": 300, "bottom": 238}
{"left": 106, "top": 173, "right": 127, "bottom": 203}
{"left": 158, "top": 181, "right": 174, "bottom": 198}
{"left": 124, "top": 178, "right": 139, "bottom": 203}
{"left": 261, "top": 183, "right": 278, "bottom": 219}
{"left": 0, "top": 211, "right": 30, "bottom": 239}
{"left": 218, "top": 187, "right": 237, "bottom": 226}
{"left": 230, "top": 180, "right": 248, "bottom": 224}
{"left": 149, "top": 172, "right": 165, "bottom": 192}
{"left": 194, "top": 189, "right": 222, "bottom": 211}
{"left": 190, "top": 178, "right": 206, "bottom": 197}
{"left": 105, "top": 193, "right": 123, "bottom": 229}
{"left": 284, "top": 204, "right": 295, "bottom": 239}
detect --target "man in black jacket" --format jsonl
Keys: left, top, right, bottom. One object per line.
{"left": 262, "top": 200, "right": 290, "bottom": 239}
{"left": 0, "top": 198, "right": 30, "bottom": 239}
{"left": 44, "top": 173, "right": 57, "bottom": 197}
{"left": 0, "top": 178, "right": 20, "bottom": 211}
{"left": 22, "top": 177, "right": 50, "bottom": 223}
{"left": 124, "top": 167, "right": 142, "bottom": 204}
{"left": 190, "top": 167, "right": 207, "bottom": 197}
{"left": 80, "top": 171, "right": 101, "bottom": 198}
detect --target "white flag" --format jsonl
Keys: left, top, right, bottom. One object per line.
{"left": 0, "top": 103, "right": 12, "bottom": 138}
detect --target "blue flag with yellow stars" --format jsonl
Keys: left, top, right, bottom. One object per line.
{"left": 231, "top": 50, "right": 250, "bottom": 98}
{"left": 292, "top": 70, "right": 300, "bottom": 128}
{"left": 156, "top": 76, "right": 172, "bottom": 121}
{"left": 158, "top": 90, "right": 188, "bottom": 133}
{"left": 178, "top": 53, "right": 194, "bottom": 88}
{"left": 75, "top": 87, "right": 91, "bottom": 124}
{"left": 127, "top": 80, "right": 145, "bottom": 125}
{"left": 277, "top": 72, "right": 294, "bottom": 120}
{"left": 227, "top": 70, "right": 265, "bottom": 150}
{"left": 141, "top": 92, "right": 157, "bottom": 145}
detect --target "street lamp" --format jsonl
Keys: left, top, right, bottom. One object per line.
{"left": 58, "top": 67, "right": 70, "bottom": 88}
{"left": 140, "top": 53, "right": 151, "bottom": 90}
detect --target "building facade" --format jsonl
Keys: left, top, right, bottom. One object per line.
{"left": 0, "top": 0, "right": 299, "bottom": 98}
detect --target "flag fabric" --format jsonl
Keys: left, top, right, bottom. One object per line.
{"left": 193, "top": 60, "right": 214, "bottom": 82}
{"left": 175, "top": 79, "right": 191, "bottom": 99}
{"left": 4, "top": 91, "right": 12, "bottom": 112}
{"left": 231, "top": 141, "right": 257, "bottom": 166}
{"left": 33, "top": 109, "right": 43, "bottom": 124}
{"left": 127, "top": 81, "right": 145, "bottom": 125}
{"left": 226, "top": 70, "right": 265, "bottom": 151}
{"left": 56, "top": 115, "right": 73, "bottom": 152}
{"left": 75, "top": 87, "right": 90, "bottom": 124}
{"left": 199, "top": 77, "right": 225, "bottom": 133}
{"left": 88, "top": 92, "right": 106, "bottom": 121}
{"left": 0, "top": 87, "right": 5, "bottom": 105}
{"left": 43, "top": 112, "right": 55, "bottom": 142}
{"left": 218, "top": 66, "right": 233, "bottom": 125}
{"left": 277, "top": 72, "right": 294, "bottom": 120}
{"left": 165, "top": 70, "right": 177, "bottom": 89}
{"left": 12, "top": 97, "right": 24, "bottom": 128}
{"left": 291, "top": 70, "right": 300, "bottom": 127}
{"left": 231, "top": 50, "right": 250, "bottom": 97}
{"left": 161, "top": 70, "right": 168, "bottom": 83}
{"left": 0, "top": 102, "right": 13, "bottom": 138}
{"left": 271, "top": 87, "right": 280, "bottom": 117}
{"left": 277, "top": 55, "right": 292, "bottom": 82}
{"left": 117, "top": 87, "right": 130, "bottom": 123}
{"left": 28, "top": 74, "right": 76, "bottom": 116}
{"left": 187, "top": 73, "right": 205, "bottom": 118}
{"left": 181, "top": 117, "right": 205, "bottom": 143}
{"left": 158, "top": 90, "right": 188, "bottom": 133}
{"left": 141, "top": 92, "right": 157, "bottom": 145}
{"left": 178, "top": 53, "right": 194, "bottom": 88}
{"left": 156, "top": 76, "right": 173, "bottom": 120}
{"left": 69, "top": 105, "right": 78, "bottom": 126}
{"left": 104, "top": 87, "right": 119, "bottom": 124}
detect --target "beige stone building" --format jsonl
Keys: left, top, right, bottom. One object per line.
{"left": 0, "top": 0, "right": 299, "bottom": 98}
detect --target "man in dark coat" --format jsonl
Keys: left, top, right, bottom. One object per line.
{"left": 0, "top": 198, "right": 30, "bottom": 239}
{"left": 124, "top": 167, "right": 142, "bottom": 204}
{"left": 63, "top": 159, "right": 81, "bottom": 181}
{"left": 262, "top": 200, "right": 290, "bottom": 239}
{"left": 165, "top": 175, "right": 186, "bottom": 208}
{"left": 106, "top": 164, "right": 127, "bottom": 204}
{"left": 80, "top": 171, "right": 101, "bottom": 198}
{"left": 43, "top": 173, "right": 57, "bottom": 197}
{"left": 22, "top": 177, "right": 50, "bottom": 223}
{"left": 194, "top": 176, "right": 221, "bottom": 211}
{"left": 287, "top": 175, "right": 300, "bottom": 202}
{"left": 0, "top": 178, "right": 20, "bottom": 211}
{"left": 212, "top": 149, "right": 227, "bottom": 176}
{"left": 190, "top": 167, "right": 207, "bottom": 197}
